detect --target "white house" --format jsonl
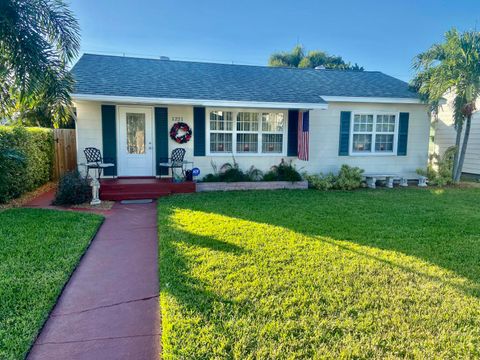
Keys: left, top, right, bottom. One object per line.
{"left": 71, "top": 54, "right": 430, "bottom": 183}
{"left": 433, "top": 91, "right": 480, "bottom": 178}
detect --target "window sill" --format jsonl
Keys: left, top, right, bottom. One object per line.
{"left": 206, "top": 153, "right": 287, "bottom": 157}
{"left": 348, "top": 152, "right": 397, "bottom": 157}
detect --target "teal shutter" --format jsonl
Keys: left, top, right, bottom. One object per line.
{"left": 397, "top": 112, "right": 409, "bottom": 156}
{"left": 194, "top": 107, "right": 206, "bottom": 156}
{"left": 101, "top": 105, "right": 117, "bottom": 176}
{"left": 338, "top": 111, "right": 351, "bottom": 156}
{"left": 155, "top": 107, "right": 169, "bottom": 175}
{"left": 287, "top": 110, "right": 299, "bottom": 156}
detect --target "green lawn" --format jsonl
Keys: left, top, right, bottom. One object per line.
{"left": 0, "top": 208, "right": 103, "bottom": 360}
{"left": 158, "top": 188, "right": 480, "bottom": 359}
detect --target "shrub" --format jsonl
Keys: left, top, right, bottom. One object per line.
{"left": 304, "top": 172, "right": 336, "bottom": 190}
{"left": 417, "top": 147, "right": 455, "bottom": 186}
{"left": 0, "top": 126, "right": 54, "bottom": 203}
{"left": 335, "top": 164, "right": 364, "bottom": 190}
{"left": 263, "top": 159, "right": 302, "bottom": 182}
{"left": 218, "top": 162, "right": 251, "bottom": 182}
{"left": 306, "top": 165, "right": 364, "bottom": 191}
{"left": 202, "top": 160, "right": 263, "bottom": 182}
{"left": 53, "top": 171, "right": 91, "bottom": 205}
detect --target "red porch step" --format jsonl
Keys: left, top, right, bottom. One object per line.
{"left": 100, "top": 178, "right": 196, "bottom": 201}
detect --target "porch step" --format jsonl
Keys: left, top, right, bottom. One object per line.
{"left": 99, "top": 178, "right": 196, "bottom": 201}
{"left": 100, "top": 190, "right": 171, "bottom": 201}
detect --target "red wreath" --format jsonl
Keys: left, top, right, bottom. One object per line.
{"left": 170, "top": 122, "right": 192, "bottom": 144}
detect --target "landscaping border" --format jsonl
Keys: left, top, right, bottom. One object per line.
{"left": 196, "top": 180, "right": 308, "bottom": 192}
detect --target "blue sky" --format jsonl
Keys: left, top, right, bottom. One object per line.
{"left": 70, "top": 0, "right": 480, "bottom": 82}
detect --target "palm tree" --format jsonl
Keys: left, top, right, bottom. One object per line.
{"left": 0, "top": 0, "right": 80, "bottom": 126}
{"left": 412, "top": 29, "right": 480, "bottom": 182}
{"left": 268, "top": 45, "right": 363, "bottom": 70}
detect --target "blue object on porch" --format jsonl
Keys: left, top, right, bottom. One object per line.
{"left": 192, "top": 168, "right": 200, "bottom": 177}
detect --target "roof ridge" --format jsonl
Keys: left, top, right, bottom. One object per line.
{"left": 80, "top": 52, "right": 384, "bottom": 74}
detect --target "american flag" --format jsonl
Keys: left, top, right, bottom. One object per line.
{"left": 297, "top": 111, "right": 309, "bottom": 161}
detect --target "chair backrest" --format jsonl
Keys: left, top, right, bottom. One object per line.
{"left": 171, "top": 148, "right": 186, "bottom": 163}
{"left": 84, "top": 147, "right": 102, "bottom": 163}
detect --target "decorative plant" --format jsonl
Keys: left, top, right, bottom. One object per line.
{"left": 417, "top": 146, "right": 456, "bottom": 186}
{"left": 305, "top": 165, "right": 364, "bottom": 191}
{"left": 263, "top": 159, "right": 302, "bottom": 182}
{"left": 202, "top": 158, "right": 263, "bottom": 182}
{"left": 53, "top": 171, "right": 91, "bottom": 205}
{"left": 304, "top": 172, "right": 336, "bottom": 191}
{"left": 335, "top": 165, "right": 364, "bottom": 190}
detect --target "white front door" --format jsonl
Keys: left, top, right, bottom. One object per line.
{"left": 118, "top": 106, "right": 154, "bottom": 176}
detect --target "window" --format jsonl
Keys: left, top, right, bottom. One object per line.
{"left": 236, "top": 112, "right": 258, "bottom": 153}
{"left": 208, "top": 109, "right": 286, "bottom": 155}
{"left": 351, "top": 113, "right": 397, "bottom": 154}
{"left": 126, "top": 113, "right": 145, "bottom": 154}
{"left": 210, "top": 111, "right": 233, "bottom": 153}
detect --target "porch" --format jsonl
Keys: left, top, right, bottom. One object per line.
{"left": 99, "top": 177, "right": 196, "bottom": 201}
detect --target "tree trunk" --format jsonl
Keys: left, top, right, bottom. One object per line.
{"left": 454, "top": 114, "right": 472, "bottom": 182}
{"left": 452, "top": 121, "right": 463, "bottom": 179}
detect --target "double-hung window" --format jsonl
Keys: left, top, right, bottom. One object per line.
{"left": 208, "top": 109, "right": 286, "bottom": 155}
{"left": 261, "top": 112, "right": 284, "bottom": 153}
{"left": 236, "top": 112, "right": 259, "bottom": 153}
{"left": 209, "top": 111, "right": 233, "bottom": 153}
{"left": 351, "top": 112, "right": 397, "bottom": 154}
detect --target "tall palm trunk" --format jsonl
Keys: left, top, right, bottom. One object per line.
{"left": 454, "top": 114, "right": 472, "bottom": 182}
{"left": 452, "top": 121, "right": 463, "bottom": 180}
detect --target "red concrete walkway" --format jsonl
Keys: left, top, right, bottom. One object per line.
{"left": 27, "top": 202, "right": 161, "bottom": 360}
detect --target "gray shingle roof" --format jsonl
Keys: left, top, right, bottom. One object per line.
{"left": 71, "top": 54, "right": 418, "bottom": 104}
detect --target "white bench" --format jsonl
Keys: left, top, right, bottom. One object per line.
{"left": 364, "top": 174, "right": 397, "bottom": 189}
{"left": 364, "top": 174, "right": 428, "bottom": 189}
{"left": 400, "top": 174, "right": 428, "bottom": 188}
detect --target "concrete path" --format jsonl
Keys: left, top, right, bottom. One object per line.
{"left": 28, "top": 202, "right": 161, "bottom": 360}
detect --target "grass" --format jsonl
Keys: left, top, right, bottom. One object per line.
{"left": 0, "top": 208, "right": 103, "bottom": 360}
{"left": 158, "top": 188, "right": 480, "bottom": 359}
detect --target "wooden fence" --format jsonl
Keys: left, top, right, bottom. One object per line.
{"left": 53, "top": 129, "right": 77, "bottom": 179}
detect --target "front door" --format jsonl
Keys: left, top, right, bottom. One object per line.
{"left": 118, "top": 106, "right": 154, "bottom": 176}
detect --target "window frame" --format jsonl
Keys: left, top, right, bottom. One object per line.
{"left": 206, "top": 108, "right": 288, "bottom": 156}
{"left": 208, "top": 110, "right": 234, "bottom": 154}
{"left": 349, "top": 111, "right": 399, "bottom": 156}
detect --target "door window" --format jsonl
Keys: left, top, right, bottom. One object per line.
{"left": 126, "top": 113, "right": 146, "bottom": 154}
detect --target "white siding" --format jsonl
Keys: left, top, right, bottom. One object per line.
{"left": 434, "top": 92, "right": 480, "bottom": 175}
{"left": 74, "top": 101, "right": 103, "bottom": 175}
{"left": 74, "top": 100, "right": 430, "bottom": 178}
{"left": 303, "top": 102, "right": 429, "bottom": 174}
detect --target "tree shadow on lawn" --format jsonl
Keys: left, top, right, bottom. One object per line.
{"left": 159, "top": 223, "right": 247, "bottom": 314}
{"left": 165, "top": 188, "right": 480, "bottom": 298}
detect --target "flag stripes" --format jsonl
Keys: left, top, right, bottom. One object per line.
{"left": 297, "top": 111, "right": 309, "bottom": 161}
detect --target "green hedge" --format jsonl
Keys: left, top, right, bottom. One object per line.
{"left": 0, "top": 127, "right": 54, "bottom": 203}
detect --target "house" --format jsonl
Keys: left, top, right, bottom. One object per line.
{"left": 433, "top": 91, "right": 480, "bottom": 179}
{"left": 71, "top": 53, "right": 430, "bottom": 185}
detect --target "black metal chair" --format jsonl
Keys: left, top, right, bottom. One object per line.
{"left": 159, "top": 148, "right": 186, "bottom": 178}
{"left": 83, "top": 147, "right": 115, "bottom": 180}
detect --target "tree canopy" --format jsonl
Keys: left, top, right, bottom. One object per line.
{"left": 0, "top": 0, "right": 80, "bottom": 127}
{"left": 412, "top": 28, "right": 480, "bottom": 182}
{"left": 268, "top": 45, "right": 364, "bottom": 71}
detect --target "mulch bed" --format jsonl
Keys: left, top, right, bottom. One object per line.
{"left": 0, "top": 182, "right": 57, "bottom": 210}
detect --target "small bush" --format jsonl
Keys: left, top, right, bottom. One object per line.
{"left": 335, "top": 164, "right": 364, "bottom": 190}
{"left": 306, "top": 165, "right": 364, "bottom": 191}
{"left": 53, "top": 171, "right": 91, "bottom": 205}
{"left": 202, "top": 160, "right": 263, "bottom": 182}
{"left": 263, "top": 159, "right": 302, "bottom": 182}
{"left": 304, "top": 172, "right": 336, "bottom": 190}
{"left": 0, "top": 126, "right": 54, "bottom": 203}
{"left": 417, "top": 147, "right": 455, "bottom": 186}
